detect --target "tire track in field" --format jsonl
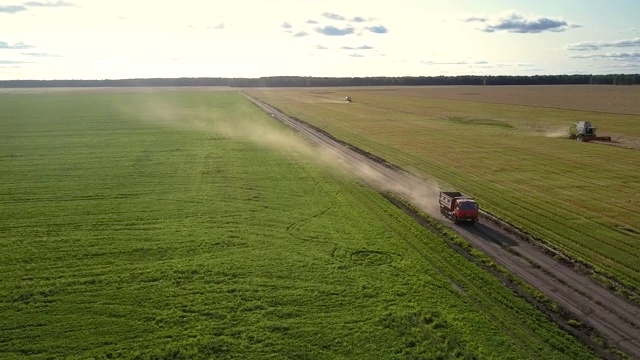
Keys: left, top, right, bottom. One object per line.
{"left": 286, "top": 201, "right": 402, "bottom": 268}
{"left": 286, "top": 206, "right": 334, "bottom": 243}
{"left": 243, "top": 92, "right": 640, "bottom": 359}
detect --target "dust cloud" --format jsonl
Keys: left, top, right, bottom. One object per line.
{"left": 116, "top": 98, "right": 442, "bottom": 216}
{"left": 299, "top": 99, "right": 350, "bottom": 104}
{"left": 322, "top": 147, "right": 442, "bottom": 215}
{"left": 324, "top": 100, "right": 350, "bottom": 104}
{"left": 115, "top": 99, "right": 319, "bottom": 158}
{"left": 544, "top": 128, "right": 570, "bottom": 138}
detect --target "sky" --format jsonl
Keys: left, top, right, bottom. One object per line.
{"left": 1, "top": 0, "right": 639, "bottom": 80}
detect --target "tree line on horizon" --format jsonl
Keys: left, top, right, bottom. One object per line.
{"left": 0, "top": 74, "right": 637, "bottom": 88}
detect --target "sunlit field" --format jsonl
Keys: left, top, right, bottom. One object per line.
{"left": 0, "top": 91, "right": 597, "bottom": 359}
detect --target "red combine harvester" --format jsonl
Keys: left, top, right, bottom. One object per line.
{"left": 439, "top": 191, "right": 479, "bottom": 224}
{"left": 569, "top": 121, "right": 612, "bottom": 142}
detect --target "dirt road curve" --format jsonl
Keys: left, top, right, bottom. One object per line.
{"left": 243, "top": 94, "right": 640, "bottom": 358}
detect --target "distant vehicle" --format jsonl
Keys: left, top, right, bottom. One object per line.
{"left": 569, "top": 121, "right": 611, "bottom": 142}
{"left": 439, "top": 191, "right": 479, "bottom": 223}
{"left": 344, "top": 96, "right": 352, "bottom": 102}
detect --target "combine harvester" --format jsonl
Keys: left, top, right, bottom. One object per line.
{"left": 439, "top": 191, "right": 479, "bottom": 224}
{"left": 569, "top": 121, "right": 612, "bottom": 142}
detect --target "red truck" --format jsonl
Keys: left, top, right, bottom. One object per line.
{"left": 439, "top": 191, "right": 479, "bottom": 223}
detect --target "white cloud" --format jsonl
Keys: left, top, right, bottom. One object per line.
{"left": 568, "top": 51, "right": 640, "bottom": 60}
{"left": 0, "top": 41, "right": 34, "bottom": 49}
{"left": 23, "top": 1, "right": 76, "bottom": 7}
{"left": 0, "top": 5, "right": 27, "bottom": 13}
{"left": 566, "top": 38, "right": 640, "bottom": 51}
{"left": 366, "top": 25, "right": 388, "bottom": 34}
{"left": 1, "top": 1, "right": 76, "bottom": 13}
{"left": 321, "top": 12, "right": 345, "bottom": 21}
{"left": 464, "top": 11, "right": 579, "bottom": 33}
{"left": 20, "top": 52, "right": 61, "bottom": 57}
{"left": 0, "top": 60, "right": 31, "bottom": 64}
{"left": 341, "top": 45, "right": 374, "bottom": 50}
{"left": 314, "top": 26, "right": 354, "bottom": 36}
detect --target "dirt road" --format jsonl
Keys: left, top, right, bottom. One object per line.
{"left": 243, "top": 93, "right": 640, "bottom": 359}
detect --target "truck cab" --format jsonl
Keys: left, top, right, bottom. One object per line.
{"left": 454, "top": 199, "right": 478, "bottom": 222}
{"left": 439, "top": 191, "right": 479, "bottom": 223}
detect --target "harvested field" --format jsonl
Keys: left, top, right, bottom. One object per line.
{"left": 344, "top": 85, "right": 640, "bottom": 116}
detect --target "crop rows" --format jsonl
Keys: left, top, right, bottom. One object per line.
{"left": 0, "top": 90, "right": 598, "bottom": 358}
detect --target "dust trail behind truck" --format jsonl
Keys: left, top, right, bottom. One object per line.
{"left": 439, "top": 191, "right": 479, "bottom": 223}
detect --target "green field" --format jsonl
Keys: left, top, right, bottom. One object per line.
{"left": 0, "top": 91, "right": 596, "bottom": 359}
{"left": 249, "top": 87, "right": 640, "bottom": 292}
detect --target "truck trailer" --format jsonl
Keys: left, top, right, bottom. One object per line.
{"left": 439, "top": 191, "right": 479, "bottom": 223}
